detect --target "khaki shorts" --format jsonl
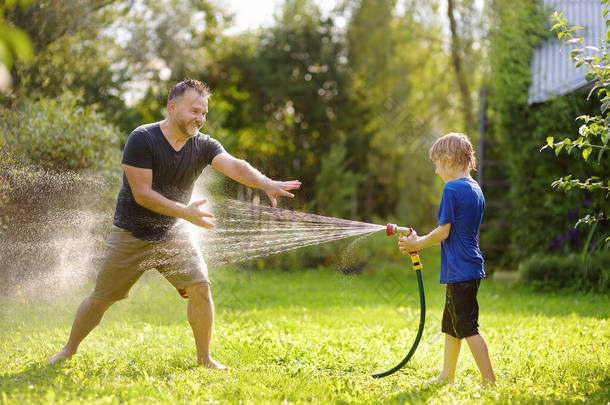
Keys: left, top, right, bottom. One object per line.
{"left": 91, "top": 225, "right": 209, "bottom": 301}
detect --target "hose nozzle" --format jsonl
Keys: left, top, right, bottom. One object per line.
{"left": 386, "top": 223, "right": 423, "bottom": 271}
{"left": 386, "top": 223, "right": 412, "bottom": 237}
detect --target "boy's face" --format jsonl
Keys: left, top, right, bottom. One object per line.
{"left": 433, "top": 158, "right": 452, "bottom": 183}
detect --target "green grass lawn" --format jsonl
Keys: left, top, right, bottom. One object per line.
{"left": 1, "top": 248, "right": 608, "bottom": 404}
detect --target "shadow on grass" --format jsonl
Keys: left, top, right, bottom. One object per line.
{"left": 375, "top": 381, "right": 448, "bottom": 404}
{"left": 0, "top": 357, "right": 199, "bottom": 399}
{"left": 380, "top": 373, "right": 610, "bottom": 404}
{"left": 0, "top": 361, "right": 68, "bottom": 399}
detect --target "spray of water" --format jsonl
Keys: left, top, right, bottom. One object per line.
{"left": 0, "top": 162, "right": 115, "bottom": 299}
{"left": 1, "top": 163, "right": 385, "bottom": 301}
{"left": 193, "top": 199, "right": 386, "bottom": 266}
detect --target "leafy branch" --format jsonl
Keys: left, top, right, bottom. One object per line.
{"left": 551, "top": 175, "right": 609, "bottom": 194}
{"left": 540, "top": 7, "right": 610, "bottom": 236}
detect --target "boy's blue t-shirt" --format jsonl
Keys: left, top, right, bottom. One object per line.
{"left": 437, "top": 177, "right": 486, "bottom": 284}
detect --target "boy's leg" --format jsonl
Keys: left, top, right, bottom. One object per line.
{"left": 428, "top": 333, "right": 461, "bottom": 384}
{"left": 47, "top": 295, "right": 114, "bottom": 363}
{"left": 429, "top": 284, "right": 462, "bottom": 384}
{"left": 465, "top": 333, "right": 495, "bottom": 386}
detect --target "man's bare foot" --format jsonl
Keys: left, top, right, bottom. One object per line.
{"left": 199, "top": 358, "right": 228, "bottom": 370}
{"left": 47, "top": 350, "right": 73, "bottom": 365}
{"left": 480, "top": 379, "right": 496, "bottom": 388}
{"left": 424, "top": 376, "right": 453, "bottom": 385}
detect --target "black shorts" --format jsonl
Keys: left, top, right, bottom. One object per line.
{"left": 441, "top": 279, "right": 481, "bottom": 339}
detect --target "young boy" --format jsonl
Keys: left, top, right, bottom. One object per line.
{"left": 398, "top": 132, "right": 495, "bottom": 387}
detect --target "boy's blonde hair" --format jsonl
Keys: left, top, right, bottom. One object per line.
{"left": 428, "top": 132, "right": 477, "bottom": 171}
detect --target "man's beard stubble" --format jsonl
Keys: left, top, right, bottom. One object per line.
{"left": 178, "top": 118, "right": 201, "bottom": 138}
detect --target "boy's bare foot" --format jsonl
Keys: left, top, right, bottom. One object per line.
{"left": 47, "top": 349, "right": 73, "bottom": 365}
{"left": 199, "top": 358, "right": 228, "bottom": 370}
{"left": 480, "top": 379, "right": 496, "bottom": 388}
{"left": 424, "top": 376, "right": 453, "bottom": 385}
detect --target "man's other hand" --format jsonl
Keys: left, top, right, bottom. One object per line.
{"left": 184, "top": 199, "right": 216, "bottom": 229}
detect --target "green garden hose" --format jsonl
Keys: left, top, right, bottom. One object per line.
{"left": 372, "top": 224, "right": 426, "bottom": 378}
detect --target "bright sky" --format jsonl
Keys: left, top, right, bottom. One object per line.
{"left": 221, "top": 0, "right": 338, "bottom": 33}
{"left": 219, "top": 0, "right": 485, "bottom": 34}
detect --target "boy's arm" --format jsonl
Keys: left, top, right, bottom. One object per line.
{"left": 398, "top": 223, "right": 451, "bottom": 253}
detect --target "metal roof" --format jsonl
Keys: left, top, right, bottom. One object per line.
{"left": 528, "top": 0, "right": 606, "bottom": 104}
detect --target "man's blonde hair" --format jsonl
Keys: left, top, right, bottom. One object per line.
{"left": 428, "top": 132, "right": 477, "bottom": 171}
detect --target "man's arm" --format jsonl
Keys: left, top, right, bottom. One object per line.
{"left": 398, "top": 223, "right": 451, "bottom": 253}
{"left": 211, "top": 153, "right": 301, "bottom": 207}
{"left": 123, "top": 164, "right": 215, "bottom": 229}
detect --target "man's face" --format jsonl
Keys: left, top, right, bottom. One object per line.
{"left": 170, "top": 89, "right": 208, "bottom": 137}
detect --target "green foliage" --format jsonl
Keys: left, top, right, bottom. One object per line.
{"left": 537, "top": 7, "right": 610, "bottom": 242}
{"left": 4, "top": 0, "right": 134, "bottom": 128}
{"left": 0, "top": 0, "right": 492, "bottom": 276}
{"left": 0, "top": 0, "right": 33, "bottom": 88}
{"left": 488, "top": 0, "right": 548, "bottom": 126}
{"left": 4, "top": 0, "right": 227, "bottom": 132}
{"left": 520, "top": 250, "right": 610, "bottom": 292}
{"left": 310, "top": 140, "right": 363, "bottom": 218}
{"left": 199, "top": 0, "right": 356, "bottom": 218}
{"left": 5, "top": 0, "right": 118, "bottom": 51}
{"left": 15, "top": 30, "right": 130, "bottom": 128}
{"left": 343, "top": 0, "right": 448, "bottom": 226}
{"left": 100, "top": 0, "right": 231, "bottom": 132}
{"left": 0, "top": 93, "right": 121, "bottom": 177}
{"left": 488, "top": 0, "right": 609, "bottom": 261}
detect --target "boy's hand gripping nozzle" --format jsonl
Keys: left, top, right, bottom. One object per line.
{"left": 386, "top": 223, "right": 423, "bottom": 271}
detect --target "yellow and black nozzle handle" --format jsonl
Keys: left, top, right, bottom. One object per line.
{"left": 385, "top": 223, "right": 423, "bottom": 271}
{"left": 372, "top": 223, "right": 426, "bottom": 378}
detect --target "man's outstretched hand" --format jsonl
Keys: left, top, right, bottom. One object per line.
{"left": 264, "top": 180, "right": 302, "bottom": 207}
{"left": 184, "top": 199, "right": 216, "bottom": 229}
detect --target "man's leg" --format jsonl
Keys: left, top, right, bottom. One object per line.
{"left": 184, "top": 282, "right": 226, "bottom": 369}
{"left": 465, "top": 333, "right": 495, "bottom": 386}
{"left": 47, "top": 295, "right": 114, "bottom": 364}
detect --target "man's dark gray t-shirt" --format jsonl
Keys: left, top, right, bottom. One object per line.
{"left": 113, "top": 122, "right": 225, "bottom": 241}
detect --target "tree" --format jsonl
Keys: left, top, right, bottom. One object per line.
{"left": 447, "top": 0, "right": 475, "bottom": 131}
{"left": 198, "top": 0, "right": 350, "bottom": 213}
{"left": 3, "top": 0, "right": 128, "bottom": 126}
{"left": 344, "top": 0, "right": 458, "bottom": 226}
{"left": 4, "top": 0, "right": 228, "bottom": 132}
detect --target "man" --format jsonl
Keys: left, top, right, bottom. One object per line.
{"left": 48, "top": 79, "right": 301, "bottom": 369}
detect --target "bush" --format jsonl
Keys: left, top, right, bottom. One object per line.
{"left": 0, "top": 94, "right": 122, "bottom": 292}
{"left": 0, "top": 93, "right": 121, "bottom": 179}
{"left": 520, "top": 250, "right": 609, "bottom": 292}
